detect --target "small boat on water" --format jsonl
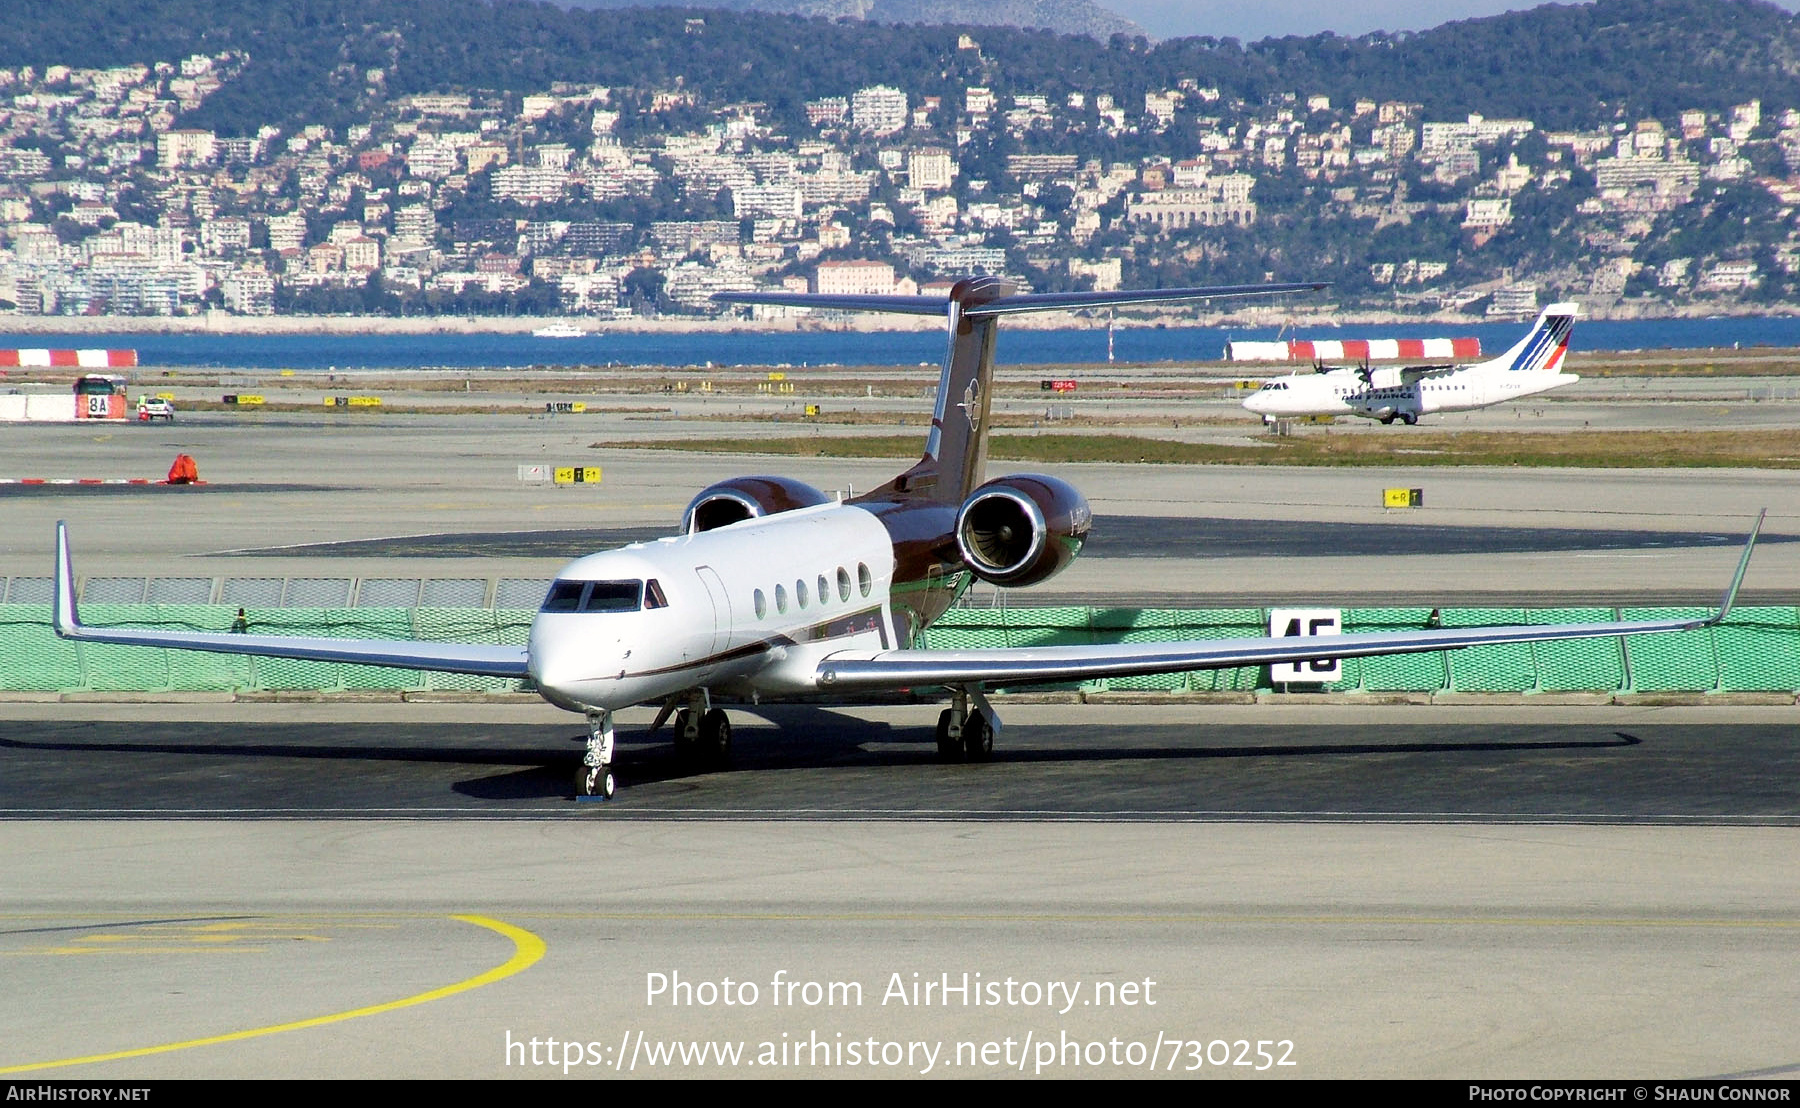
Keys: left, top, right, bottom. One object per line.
{"left": 533, "top": 323, "right": 588, "bottom": 338}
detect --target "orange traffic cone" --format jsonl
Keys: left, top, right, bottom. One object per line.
{"left": 166, "top": 453, "right": 198, "bottom": 484}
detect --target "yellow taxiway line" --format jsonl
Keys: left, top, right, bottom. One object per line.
{"left": 0, "top": 913, "right": 545, "bottom": 1075}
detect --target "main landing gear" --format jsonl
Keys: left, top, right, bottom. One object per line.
{"left": 670, "top": 689, "right": 732, "bottom": 768}
{"left": 576, "top": 710, "right": 616, "bottom": 800}
{"left": 935, "top": 686, "right": 1000, "bottom": 762}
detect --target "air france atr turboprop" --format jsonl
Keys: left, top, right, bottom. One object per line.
{"left": 1242, "top": 303, "right": 1581, "bottom": 425}
{"left": 52, "top": 279, "right": 1760, "bottom": 800}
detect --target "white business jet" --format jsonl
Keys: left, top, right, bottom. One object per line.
{"left": 52, "top": 279, "right": 1760, "bottom": 800}
{"left": 1242, "top": 303, "right": 1581, "bottom": 424}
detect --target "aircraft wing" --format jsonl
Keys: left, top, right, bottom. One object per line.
{"left": 50, "top": 523, "right": 530, "bottom": 678}
{"left": 1398, "top": 363, "right": 1459, "bottom": 382}
{"left": 817, "top": 514, "right": 1764, "bottom": 693}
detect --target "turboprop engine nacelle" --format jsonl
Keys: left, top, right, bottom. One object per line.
{"left": 683, "top": 475, "right": 833, "bottom": 533}
{"left": 955, "top": 474, "right": 1091, "bottom": 588}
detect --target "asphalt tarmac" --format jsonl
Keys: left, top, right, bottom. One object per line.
{"left": 2, "top": 701, "right": 1798, "bottom": 823}
{"left": 0, "top": 702, "right": 1796, "bottom": 1080}
{"left": 3, "top": 413, "right": 1796, "bottom": 606}
{"left": 2, "top": 391, "right": 1798, "bottom": 1080}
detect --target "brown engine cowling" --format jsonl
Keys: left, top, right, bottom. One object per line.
{"left": 954, "top": 474, "right": 1091, "bottom": 587}
{"left": 682, "top": 475, "right": 833, "bottom": 533}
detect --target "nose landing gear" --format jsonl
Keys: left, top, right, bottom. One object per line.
{"left": 576, "top": 710, "right": 616, "bottom": 800}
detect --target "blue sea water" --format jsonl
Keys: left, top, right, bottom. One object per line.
{"left": 4, "top": 315, "right": 1799, "bottom": 371}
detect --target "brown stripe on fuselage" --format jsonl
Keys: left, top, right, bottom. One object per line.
{"left": 612, "top": 605, "right": 889, "bottom": 682}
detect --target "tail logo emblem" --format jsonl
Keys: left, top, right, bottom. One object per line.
{"left": 960, "top": 377, "right": 982, "bottom": 432}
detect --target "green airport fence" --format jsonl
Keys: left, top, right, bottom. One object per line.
{"left": 0, "top": 604, "right": 537, "bottom": 693}
{"left": 919, "top": 605, "right": 1800, "bottom": 696}
{"left": 1, "top": 603, "right": 1797, "bottom": 696}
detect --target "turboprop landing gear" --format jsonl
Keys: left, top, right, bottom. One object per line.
{"left": 1399, "top": 411, "right": 1419, "bottom": 425}
{"left": 936, "top": 687, "right": 1000, "bottom": 762}
{"left": 576, "top": 710, "right": 616, "bottom": 800}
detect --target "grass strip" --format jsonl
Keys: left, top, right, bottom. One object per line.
{"left": 613, "top": 429, "right": 1800, "bottom": 468}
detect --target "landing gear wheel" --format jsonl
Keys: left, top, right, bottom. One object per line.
{"left": 962, "top": 711, "right": 993, "bottom": 761}
{"left": 577, "top": 710, "right": 617, "bottom": 800}
{"left": 935, "top": 708, "right": 960, "bottom": 761}
{"left": 1378, "top": 414, "right": 1396, "bottom": 425}
{"left": 701, "top": 708, "right": 732, "bottom": 765}
{"left": 1399, "top": 411, "right": 1418, "bottom": 425}
{"left": 576, "top": 762, "right": 615, "bottom": 799}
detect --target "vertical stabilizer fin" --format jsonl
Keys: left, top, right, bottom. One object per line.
{"left": 925, "top": 278, "right": 1008, "bottom": 504}
{"left": 1489, "top": 302, "right": 1579, "bottom": 374}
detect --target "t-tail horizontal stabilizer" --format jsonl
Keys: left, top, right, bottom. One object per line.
{"left": 713, "top": 278, "right": 1328, "bottom": 318}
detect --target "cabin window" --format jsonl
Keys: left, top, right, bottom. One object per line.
{"left": 858, "top": 562, "right": 872, "bottom": 598}
{"left": 796, "top": 579, "right": 809, "bottom": 609}
{"left": 775, "top": 584, "right": 788, "bottom": 614}
{"left": 818, "top": 574, "right": 830, "bottom": 605}
{"left": 644, "top": 579, "right": 668, "bottom": 609}
{"left": 837, "top": 567, "right": 851, "bottom": 602}
{"left": 754, "top": 589, "right": 766, "bottom": 619}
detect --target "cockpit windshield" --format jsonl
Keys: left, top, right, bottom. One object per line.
{"left": 541, "top": 579, "right": 644, "bottom": 613}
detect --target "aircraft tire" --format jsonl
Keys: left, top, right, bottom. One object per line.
{"left": 935, "top": 708, "right": 959, "bottom": 761}
{"left": 702, "top": 709, "right": 732, "bottom": 765}
{"left": 962, "top": 712, "right": 994, "bottom": 761}
{"left": 575, "top": 762, "right": 614, "bottom": 799}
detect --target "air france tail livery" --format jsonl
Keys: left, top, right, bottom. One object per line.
{"left": 1242, "top": 303, "right": 1581, "bottom": 425}
{"left": 52, "top": 281, "right": 1758, "bottom": 799}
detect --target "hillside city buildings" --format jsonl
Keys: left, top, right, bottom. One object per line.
{"left": 1, "top": 43, "right": 1796, "bottom": 320}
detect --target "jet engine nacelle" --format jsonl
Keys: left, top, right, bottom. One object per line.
{"left": 683, "top": 475, "right": 833, "bottom": 533}
{"left": 955, "top": 474, "right": 1091, "bottom": 588}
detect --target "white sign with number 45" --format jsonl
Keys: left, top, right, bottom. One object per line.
{"left": 1269, "top": 608, "right": 1342, "bottom": 683}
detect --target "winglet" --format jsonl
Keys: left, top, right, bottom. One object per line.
{"left": 1701, "top": 509, "right": 1764, "bottom": 628}
{"left": 52, "top": 520, "right": 80, "bottom": 637}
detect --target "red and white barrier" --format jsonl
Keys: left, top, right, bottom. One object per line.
{"left": 0, "top": 477, "right": 204, "bottom": 486}
{"left": 0, "top": 478, "right": 156, "bottom": 485}
{"left": 0, "top": 395, "right": 79, "bottom": 421}
{"left": 0, "top": 349, "right": 138, "bottom": 368}
{"left": 1226, "top": 338, "right": 1481, "bottom": 362}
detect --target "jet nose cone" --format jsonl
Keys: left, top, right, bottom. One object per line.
{"left": 529, "top": 622, "right": 600, "bottom": 706}
{"left": 530, "top": 653, "right": 606, "bottom": 712}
